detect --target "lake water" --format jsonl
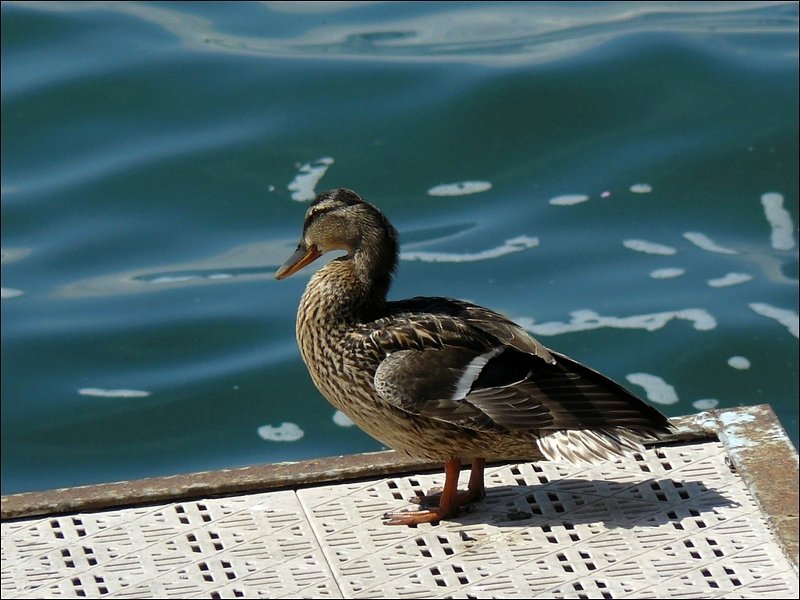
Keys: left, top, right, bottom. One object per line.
{"left": 2, "top": 1, "right": 798, "bottom": 495}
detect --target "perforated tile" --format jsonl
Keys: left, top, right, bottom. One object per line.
{"left": 2, "top": 442, "right": 798, "bottom": 598}
{"left": 2, "top": 490, "right": 340, "bottom": 599}
{"left": 297, "top": 443, "right": 798, "bottom": 599}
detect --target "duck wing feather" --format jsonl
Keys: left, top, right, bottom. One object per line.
{"left": 352, "top": 297, "right": 671, "bottom": 436}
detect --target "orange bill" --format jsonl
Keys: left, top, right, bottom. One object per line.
{"left": 275, "top": 242, "right": 322, "bottom": 280}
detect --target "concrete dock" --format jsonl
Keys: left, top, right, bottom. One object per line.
{"left": 2, "top": 404, "right": 798, "bottom": 598}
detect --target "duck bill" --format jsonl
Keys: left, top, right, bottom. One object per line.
{"left": 275, "top": 243, "right": 322, "bottom": 280}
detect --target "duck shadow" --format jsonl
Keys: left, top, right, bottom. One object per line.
{"left": 413, "top": 477, "right": 737, "bottom": 530}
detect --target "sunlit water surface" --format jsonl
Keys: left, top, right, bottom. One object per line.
{"left": 2, "top": 1, "right": 798, "bottom": 494}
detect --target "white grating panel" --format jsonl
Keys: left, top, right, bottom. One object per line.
{"left": 2, "top": 490, "right": 341, "bottom": 599}
{"left": 297, "top": 443, "right": 798, "bottom": 599}
{"left": 2, "top": 442, "right": 798, "bottom": 598}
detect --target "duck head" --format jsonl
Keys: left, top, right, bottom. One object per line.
{"left": 275, "top": 189, "right": 399, "bottom": 292}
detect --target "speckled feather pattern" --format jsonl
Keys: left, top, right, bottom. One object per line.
{"left": 285, "top": 190, "right": 672, "bottom": 465}
{"left": 295, "top": 259, "right": 536, "bottom": 461}
{"left": 295, "top": 258, "right": 667, "bottom": 463}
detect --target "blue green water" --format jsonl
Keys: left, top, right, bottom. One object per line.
{"left": 2, "top": 2, "right": 798, "bottom": 495}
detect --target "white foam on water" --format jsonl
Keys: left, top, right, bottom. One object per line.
{"left": 727, "top": 356, "right": 751, "bottom": 370}
{"left": 625, "top": 373, "right": 679, "bottom": 405}
{"left": 622, "top": 239, "right": 677, "bottom": 255}
{"left": 401, "top": 235, "right": 538, "bottom": 263}
{"left": 1, "top": 247, "right": 32, "bottom": 264}
{"left": 1, "top": 287, "right": 25, "bottom": 299}
{"left": 693, "top": 398, "right": 719, "bottom": 410}
{"left": 683, "top": 231, "right": 738, "bottom": 255}
{"left": 333, "top": 410, "right": 355, "bottom": 427}
{"left": 257, "top": 422, "right": 304, "bottom": 442}
{"left": 749, "top": 302, "right": 799, "bottom": 338}
{"left": 427, "top": 181, "right": 492, "bottom": 196}
{"left": 760, "top": 192, "right": 796, "bottom": 250}
{"left": 629, "top": 183, "right": 652, "bottom": 193}
{"left": 707, "top": 272, "right": 753, "bottom": 287}
{"left": 288, "top": 157, "right": 334, "bottom": 202}
{"left": 548, "top": 194, "right": 589, "bottom": 206}
{"left": 78, "top": 388, "right": 152, "bottom": 398}
{"left": 519, "top": 308, "right": 716, "bottom": 336}
{"left": 150, "top": 275, "right": 197, "bottom": 284}
{"left": 650, "top": 268, "right": 685, "bottom": 279}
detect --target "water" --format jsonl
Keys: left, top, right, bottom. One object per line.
{"left": 2, "top": 1, "right": 797, "bottom": 495}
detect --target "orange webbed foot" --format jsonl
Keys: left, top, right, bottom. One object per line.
{"left": 382, "top": 507, "right": 448, "bottom": 526}
{"left": 383, "top": 458, "right": 487, "bottom": 526}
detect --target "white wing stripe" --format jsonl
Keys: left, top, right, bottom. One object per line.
{"left": 452, "top": 347, "right": 503, "bottom": 401}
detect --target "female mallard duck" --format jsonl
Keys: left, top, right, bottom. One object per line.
{"left": 276, "top": 188, "right": 672, "bottom": 525}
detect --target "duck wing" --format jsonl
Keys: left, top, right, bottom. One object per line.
{"left": 384, "top": 296, "right": 555, "bottom": 362}
{"left": 356, "top": 298, "right": 671, "bottom": 437}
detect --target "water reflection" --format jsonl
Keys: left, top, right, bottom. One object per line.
{"left": 16, "top": 2, "right": 797, "bottom": 65}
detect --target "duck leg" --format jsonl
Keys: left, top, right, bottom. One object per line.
{"left": 383, "top": 458, "right": 461, "bottom": 525}
{"left": 383, "top": 457, "right": 487, "bottom": 526}
{"left": 409, "top": 456, "right": 487, "bottom": 507}
{"left": 457, "top": 457, "right": 486, "bottom": 505}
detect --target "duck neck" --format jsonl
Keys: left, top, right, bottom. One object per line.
{"left": 351, "top": 225, "right": 398, "bottom": 308}
{"left": 300, "top": 233, "right": 398, "bottom": 327}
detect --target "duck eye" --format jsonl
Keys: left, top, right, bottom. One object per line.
{"left": 306, "top": 202, "right": 338, "bottom": 223}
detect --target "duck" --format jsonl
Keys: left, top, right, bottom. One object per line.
{"left": 276, "top": 188, "right": 673, "bottom": 526}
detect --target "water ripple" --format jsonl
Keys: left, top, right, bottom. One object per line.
{"left": 10, "top": 121, "right": 265, "bottom": 198}
{"left": 14, "top": 2, "right": 798, "bottom": 65}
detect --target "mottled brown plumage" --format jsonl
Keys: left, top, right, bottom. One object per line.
{"left": 276, "top": 188, "right": 672, "bottom": 525}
